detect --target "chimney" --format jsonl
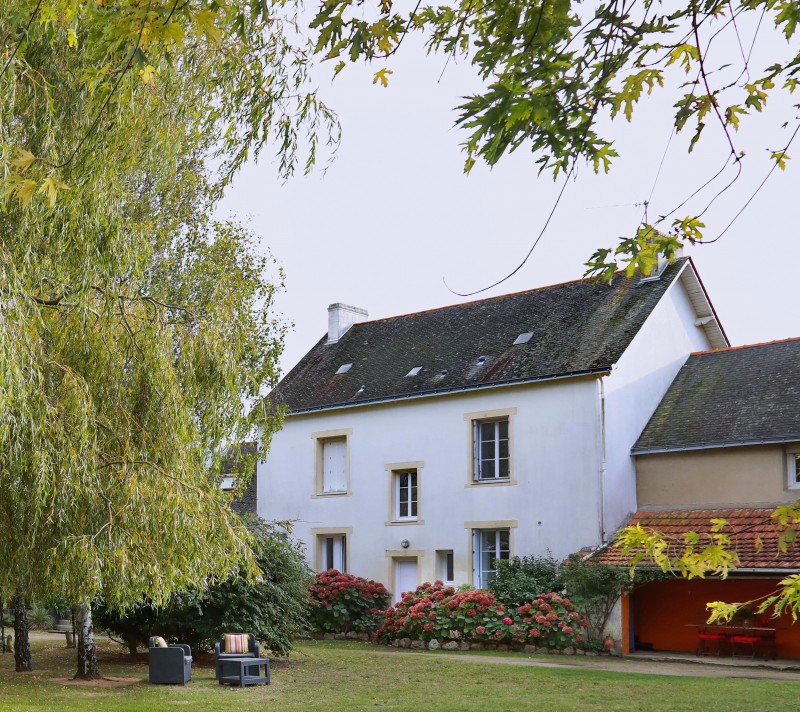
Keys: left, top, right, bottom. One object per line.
{"left": 327, "top": 303, "right": 368, "bottom": 343}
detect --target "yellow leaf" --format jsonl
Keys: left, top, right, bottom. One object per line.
{"left": 17, "top": 179, "right": 38, "bottom": 207}
{"left": 138, "top": 65, "right": 157, "bottom": 85}
{"left": 194, "top": 10, "right": 221, "bottom": 43}
{"left": 67, "top": 29, "right": 78, "bottom": 48}
{"left": 11, "top": 148, "right": 36, "bottom": 172}
{"left": 372, "top": 68, "right": 393, "bottom": 88}
{"left": 36, "top": 175, "right": 59, "bottom": 208}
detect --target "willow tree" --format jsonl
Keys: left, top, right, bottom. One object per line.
{"left": 1, "top": 0, "right": 328, "bottom": 679}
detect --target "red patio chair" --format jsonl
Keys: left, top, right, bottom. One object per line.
{"left": 730, "top": 634, "right": 761, "bottom": 659}
{"left": 696, "top": 631, "right": 727, "bottom": 657}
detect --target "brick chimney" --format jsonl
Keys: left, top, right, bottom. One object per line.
{"left": 327, "top": 303, "right": 368, "bottom": 343}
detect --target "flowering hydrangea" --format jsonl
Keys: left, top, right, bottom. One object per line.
{"left": 309, "top": 569, "right": 391, "bottom": 634}
{"left": 376, "top": 583, "right": 584, "bottom": 649}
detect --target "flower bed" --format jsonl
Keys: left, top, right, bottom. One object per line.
{"left": 376, "top": 581, "right": 588, "bottom": 652}
{"left": 308, "top": 569, "right": 391, "bottom": 634}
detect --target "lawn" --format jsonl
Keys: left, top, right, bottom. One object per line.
{"left": 0, "top": 636, "right": 797, "bottom": 711}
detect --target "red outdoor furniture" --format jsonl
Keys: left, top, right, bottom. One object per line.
{"left": 696, "top": 632, "right": 727, "bottom": 657}
{"left": 690, "top": 624, "right": 776, "bottom": 660}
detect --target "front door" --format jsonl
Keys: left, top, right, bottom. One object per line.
{"left": 394, "top": 558, "right": 418, "bottom": 603}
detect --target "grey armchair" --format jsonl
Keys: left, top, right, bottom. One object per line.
{"left": 214, "top": 633, "right": 260, "bottom": 680}
{"left": 148, "top": 637, "right": 192, "bottom": 685}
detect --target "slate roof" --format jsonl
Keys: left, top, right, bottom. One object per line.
{"left": 222, "top": 442, "right": 258, "bottom": 516}
{"left": 633, "top": 338, "right": 800, "bottom": 453}
{"left": 274, "top": 259, "right": 693, "bottom": 414}
{"left": 596, "top": 509, "right": 800, "bottom": 570}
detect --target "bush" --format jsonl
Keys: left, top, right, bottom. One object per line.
{"left": 308, "top": 570, "right": 391, "bottom": 634}
{"left": 489, "top": 554, "right": 562, "bottom": 607}
{"left": 377, "top": 581, "right": 587, "bottom": 649}
{"left": 95, "top": 516, "right": 311, "bottom": 655}
{"left": 27, "top": 604, "right": 54, "bottom": 631}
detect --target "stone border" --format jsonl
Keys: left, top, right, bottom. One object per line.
{"left": 388, "top": 638, "right": 616, "bottom": 656}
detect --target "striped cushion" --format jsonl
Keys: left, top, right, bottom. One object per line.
{"left": 224, "top": 633, "right": 249, "bottom": 654}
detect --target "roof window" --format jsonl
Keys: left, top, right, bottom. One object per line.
{"left": 513, "top": 332, "right": 534, "bottom": 345}
{"left": 476, "top": 356, "right": 487, "bottom": 365}
{"left": 335, "top": 363, "right": 352, "bottom": 375}
{"left": 406, "top": 367, "right": 422, "bottom": 377}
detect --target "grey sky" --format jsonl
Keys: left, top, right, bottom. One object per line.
{"left": 219, "top": 27, "right": 800, "bottom": 375}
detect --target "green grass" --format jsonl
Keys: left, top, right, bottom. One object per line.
{"left": 0, "top": 636, "right": 797, "bottom": 711}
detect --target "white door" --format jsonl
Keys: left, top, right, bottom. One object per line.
{"left": 394, "top": 559, "right": 418, "bottom": 603}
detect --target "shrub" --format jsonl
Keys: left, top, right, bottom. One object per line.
{"left": 27, "top": 604, "right": 54, "bottom": 631}
{"left": 489, "top": 554, "right": 562, "bottom": 607}
{"left": 308, "top": 570, "right": 391, "bottom": 633}
{"left": 559, "top": 554, "right": 661, "bottom": 645}
{"left": 377, "top": 581, "right": 587, "bottom": 649}
{"left": 95, "top": 516, "right": 311, "bottom": 655}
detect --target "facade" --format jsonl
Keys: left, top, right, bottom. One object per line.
{"left": 602, "top": 339, "right": 800, "bottom": 658}
{"left": 258, "top": 258, "right": 725, "bottom": 599}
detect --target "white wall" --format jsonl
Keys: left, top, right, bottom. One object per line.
{"left": 601, "top": 269, "right": 714, "bottom": 537}
{"left": 259, "top": 378, "right": 602, "bottom": 592}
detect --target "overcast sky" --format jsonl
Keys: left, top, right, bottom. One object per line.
{"left": 219, "top": 23, "right": 800, "bottom": 375}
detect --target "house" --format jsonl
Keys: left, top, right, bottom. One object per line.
{"left": 221, "top": 442, "right": 259, "bottom": 516}
{"left": 599, "top": 338, "right": 800, "bottom": 658}
{"left": 258, "top": 257, "right": 726, "bottom": 599}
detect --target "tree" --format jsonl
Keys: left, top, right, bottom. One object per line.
{"left": 1, "top": 0, "right": 330, "bottom": 680}
{"left": 95, "top": 517, "right": 311, "bottom": 657}
{"left": 310, "top": 0, "right": 800, "bottom": 278}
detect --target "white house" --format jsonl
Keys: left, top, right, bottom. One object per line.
{"left": 258, "top": 257, "right": 727, "bottom": 600}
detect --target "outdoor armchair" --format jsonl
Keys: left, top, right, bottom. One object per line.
{"left": 148, "top": 637, "right": 192, "bottom": 685}
{"left": 214, "top": 633, "right": 260, "bottom": 680}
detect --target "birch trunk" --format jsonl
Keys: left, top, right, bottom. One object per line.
{"left": 13, "top": 591, "right": 32, "bottom": 672}
{"left": 74, "top": 603, "right": 100, "bottom": 680}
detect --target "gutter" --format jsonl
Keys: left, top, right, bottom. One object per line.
{"left": 284, "top": 367, "right": 612, "bottom": 416}
{"left": 633, "top": 437, "right": 800, "bottom": 456}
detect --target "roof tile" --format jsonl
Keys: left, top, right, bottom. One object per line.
{"left": 597, "top": 508, "right": 800, "bottom": 570}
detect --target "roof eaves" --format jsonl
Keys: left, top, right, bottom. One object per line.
{"left": 632, "top": 436, "right": 800, "bottom": 455}
{"left": 285, "top": 366, "right": 612, "bottom": 417}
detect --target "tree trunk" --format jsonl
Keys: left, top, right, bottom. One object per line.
{"left": 74, "top": 603, "right": 100, "bottom": 680}
{"left": 13, "top": 591, "right": 32, "bottom": 672}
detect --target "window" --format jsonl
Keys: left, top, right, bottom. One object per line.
{"left": 473, "top": 418, "right": 509, "bottom": 481}
{"left": 220, "top": 476, "right": 236, "bottom": 491}
{"left": 320, "top": 534, "right": 347, "bottom": 572}
{"left": 313, "top": 429, "right": 351, "bottom": 496}
{"left": 472, "top": 529, "right": 510, "bottom": 588}
{"left": 322, "top": 437, "right": 347, "bottom": 493}
{"left": 395, "top": 470, "right": 418, "bottom": 520}
{"left": 788, "top": 452, "right": 800, "bottom": 490}
{"left": 385, "top": 461, "right": 424, "bottom": 524}
{"left": 437, "top": 550, "right": 454, "bottom": 584}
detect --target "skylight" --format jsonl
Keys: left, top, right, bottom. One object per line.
{"left": 335, "top": 363, "right": 352, "bottom": 375}
{"left": 514, "top": 332, "right": 534, "bottom": 345}
{"left": 406, "top": 367, "right": 422, "bottom": 377}
{"left": 476, "top": 356, "right": 487, "bottom": 365}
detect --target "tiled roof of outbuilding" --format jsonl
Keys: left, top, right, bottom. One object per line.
{"left": 274, "top": 260, "right": 694, "bottom": 414}
{"left": 596, "top": 508, "right": 800, "bottom": 570}
{"left": 633, "top": 338, "right": 800, "bottom": 453}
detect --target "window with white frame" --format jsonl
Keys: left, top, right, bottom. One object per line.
{"left": 320, "top": 436, "right": 347, "bottom": 494}
{"left": 437, "top": 549, "right": 454, "bottom": 584}
{"left": 320, "top": 534, "right": 347, "bottom": 572}
{"left": 472, "top": 529, "right": 510, "bottom": 588}
{"left": 394, "top": 470, "right": 418, "bottom": 521}
{"left": 788, "top": 452, "right": 800, "bottom": 490}
{"left": 473, "top": 418, "right": 510, "bottom": 481}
